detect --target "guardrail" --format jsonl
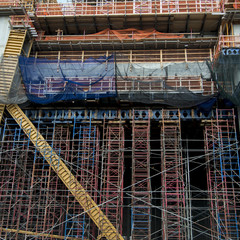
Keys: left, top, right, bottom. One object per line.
{"left": 117, "top": 76, "right": 216, "bottom": 95}
{"left": 220, "top": 0, "right": 240, "bottom": 9}
{"left": 35, "top": 0, "right": 221, "bottom": 16}
{"left": 38, "top": 30, "right": 184, "bottom": 41}
{"left": 0, "top": 0, "right": 21, "bottom": 7}
{"left": 215, "top": 35, "right": 240, "bottom": 58}
{"left": 33, "top": 49, "right": 213, "bottom": 63}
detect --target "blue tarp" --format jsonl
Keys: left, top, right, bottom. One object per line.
{"left": 19, "top": 55, "right": 116, "bottom": 104}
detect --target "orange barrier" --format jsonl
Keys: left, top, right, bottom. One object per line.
{"left": 36, "top": 0, "right": 221, "bottom": 16}
{"left": 42, "top": 28, "right": 184, "bottom": 41}
{"left": 215, "top": 35, "right": 240, "bottom": 58}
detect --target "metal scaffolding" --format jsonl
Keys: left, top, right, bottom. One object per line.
{"left": 65, "top": 120, "right": 100, "bottom": 239}
{"left": 1, "top": 107, "right": 240, "bottom": 239}
{"left": 0, "top": 119, "right": 67, "bottom": 239}
{"left": 131, "top": 110, "right": 151, "bottom": 240}
{"left": 204, "top": 109, "right": 240, "bottom": 240}
{"left": 100, "top": 123, "right": 124, "bottom": 236}
{"left": 161, "top": 109, "right": 187, "bottom": 240}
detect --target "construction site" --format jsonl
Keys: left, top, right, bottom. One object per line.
{"left": 0, "top": 0, "right": 240, "bottom": 239}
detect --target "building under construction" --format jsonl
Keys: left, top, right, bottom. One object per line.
{"left": 0, "top": 0, "right": 240, "bottom": 239}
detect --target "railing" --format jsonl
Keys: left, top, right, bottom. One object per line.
{"left": 117, "top": 76, "right": 216, "bottom": 95}
{"left": 221, "top": 0, "right": 240, "bottom": 9}
{"left": 34, "top": 49, "right": 213, "bottom": 63}
{"left": 10, "top": 15, "right": 32, "bottom": 26}
{"left": 39, "top": 30, "right": 184, "bottom": 41}
{"left": 0, "top": 0, "right": 21, "bottom": 7}
{"left": 36, "top": 0, "right": 221, "bottom": 16}
{"left": 0, "top": 0, "right": 34, "bottom": 11}
{"left": 28, "top": 77, "right": 116, "bottom": 97}
{"left": 215, "top": 35, "right": 240, "bottom": 58}
{"left": 26, "top": 76, "right": 215, "bottom": 97}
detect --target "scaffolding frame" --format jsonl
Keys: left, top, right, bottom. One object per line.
{"left": 100, "top": 123, "right": 124, "bottom": 236}
{"left": 65, "top": 119, "right": 100, "bottom": 239}
{"left": 161, "top": 109, "right": 187, "bottom": 240}
{"left": 131, "top": 110, "right": 151, "bottom": 240}
{"left": 0, "top": 119, "right": 68, "bottom": 239}
{"left": 204, "top": 109, "right": 240, "bottom": 240}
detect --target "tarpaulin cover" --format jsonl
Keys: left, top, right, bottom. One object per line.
{"left": 208, "top": 52, "right": 240, "bottom": 106}
{"left": 19, "top": 55, "right": 116, "bottom": 104}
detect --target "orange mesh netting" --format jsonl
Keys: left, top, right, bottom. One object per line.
{"left": 43, "top": 28, "right": 184, "bottom": 41}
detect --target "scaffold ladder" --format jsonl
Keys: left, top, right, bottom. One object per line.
{"left": 0, "top": 29, "right": 26, "bottom": 120}
{"left": 204, "top": 109, "right": 240, "bottom": 240}
{"left": 131, "top": 110, "right": 151, "bottom": 240}
{"left": 101, "top": 123, "right": 124, "bottom": 234}
{"left": 161, "top": 109, "right": 186, "bottom": 240}
{"left": 6, "top": 104, "right": 124, "bottom": 240}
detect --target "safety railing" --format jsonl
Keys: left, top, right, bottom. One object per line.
{"left": 38, "top": 30, "right": 184, "bottom": 41}
{"left": 220, "top": 0, "right": 240, "bottom": 9}
{"left": 117, "top": 76, "right": 216, "bottom": 95}
{"left": 36, "top": 0, "right": 221, "bottom": 16}
{"left": 0, "top": 0, "right": 34, "bottom": 11}
{"left": 28, "top": 77, "right": 116, "bottom": 97}
{"left": 34, "top": 49, "right": 213, "bottom": 63}
{"left": 214, "top": 35, "right": 240, "bottom": 58}
{"left": 10, "top": 15, "right": 32, "bottom": 26}
{"left": 0, "top": 0, "right": 21, "bottom": 7}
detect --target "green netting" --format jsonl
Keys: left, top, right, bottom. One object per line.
{"left": 208, "top": 51, "right": 240, "bottom": 106}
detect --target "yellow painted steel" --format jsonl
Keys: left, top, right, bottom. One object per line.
{"left": 3, "top": 30, "right": 26, "bottom": 57}
{"left": 0, "top": 104, "right": 5, "bottom": 122}
{"left": 0, "top": 227, "right": 80, "bottom": 240}
{"left": 0, "top": 30, "right": 26, "bottom": 121}
{"left": 1, "top": 29, "right": 123, "bottom": 239}
{"left": 6, "top": 104, "right": 124, "bottom": 240}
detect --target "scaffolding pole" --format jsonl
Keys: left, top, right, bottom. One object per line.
{"left": 161, "top": 109, "right": 187, "bottom": 240}
{"left": 100, "top": 123, "right": 124, "bottom": 235}
{"left": 65, "top": 119, "right": 100, "bottom": 239}
{"left": 131, "top": 110, "right": 151, "bottom": 240}
{"left": 204, "top": 109, "right": 240, "bottom": 240}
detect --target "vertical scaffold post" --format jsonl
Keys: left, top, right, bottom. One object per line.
{"left": 0, "top": 118, "right": 31, "bottom": 239}
{"left": 131, "top": 109, "right": 151, "bottom": 240}
{"left": 204, "top": 109, "right": 240, "bottom": 240}
{"left": 100, "top": 121, "right": 125, "bottom": 236}
{"left": 161, "top": 109, "right": 187, "bottom": 240}
{"left": 65, "top": 117, "right": 100, "bottom": 239}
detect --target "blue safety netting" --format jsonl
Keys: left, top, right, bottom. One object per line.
{"left": 19, "top": 55, "right": 116, "bottom": 104}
